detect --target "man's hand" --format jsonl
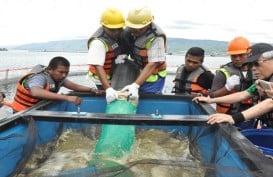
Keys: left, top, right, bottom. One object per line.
{"left": 192, "top": 96, "right": 211, "bottom": 103}
{"left": 106, "top": 87, "right": 118, "bottom": 104}
{"left": 67, "top": 96, "right": 82, "bottom": 106}
{"left": 225, "top": 75, "right": 240, "bottom": 91}
{"left": 115, "top": 54, "right": 128, "bottom": 64}
{"left": 121, "top": 83, "right": 139, "bottom": 99}
{"left": 207, "top": 113, "right": 235, "bottom": 125}
{"left": 90, "top": 87, "right": 105, "bottom": 95}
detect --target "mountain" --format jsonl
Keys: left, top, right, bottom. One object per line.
{"left": 10, "top": 37, "right": 228, "bottom": 56}
{"left": 166, "top": 38, "right": 227, "bottom": 56}
{"left": 11, "top": 39, "right": 88, "bottom": 53}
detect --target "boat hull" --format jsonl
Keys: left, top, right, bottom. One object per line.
{"left": 0, "top": 94, "right": 272, "bottom": 177}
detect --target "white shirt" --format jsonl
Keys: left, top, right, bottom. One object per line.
{"left": 147, "top": 37, "right": 166, "bottom": 62}
{"left": 87, "top": 39, "right": 106, "bottom": 66}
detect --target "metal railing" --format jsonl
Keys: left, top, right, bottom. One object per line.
{"left": 1, "top": 64, "right": 197, "bottom": 86}
{"left": 0, "top": 64, "right": 89, "bottom": 85}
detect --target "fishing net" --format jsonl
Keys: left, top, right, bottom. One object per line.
{"left": 1, "top": 117, "right": 273, "bottom": 177}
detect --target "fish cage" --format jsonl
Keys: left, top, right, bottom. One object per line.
{"left": 0, "top": 93, "right": 272, "bottom": 177}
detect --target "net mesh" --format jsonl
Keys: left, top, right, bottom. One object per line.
{"left": 1, "top": 119, "right": 271, "bottom": 177}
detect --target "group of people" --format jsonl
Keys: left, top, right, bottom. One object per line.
{"left": 170, "top": 35, "right": 273, "bottom": 130}
{"left": 1, "top": 6, "right": 273, "bottom": 132}
{"left": 0, "top": 6, "right": 167, "bottom": 118}
{"left": 86, "top": 7, "right": 167, "bottom": 104}
{"left": 192, "top": 42, "right": 273, "bottom": 129}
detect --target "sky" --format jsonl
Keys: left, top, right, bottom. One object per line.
{"left": 1, "top": 0, "right": 273, "bottom": 46}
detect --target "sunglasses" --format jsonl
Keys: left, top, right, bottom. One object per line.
{"left": 252, "top": 60, "right": 266, "bottom": 67}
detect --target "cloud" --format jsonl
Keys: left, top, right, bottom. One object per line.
{"left": 0, "top": 0, "right": 273, "bottom": 46}
{"left": 167, "top": 20, "right": 204, "bottom": 29}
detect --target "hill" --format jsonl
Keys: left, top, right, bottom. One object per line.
{"left": 11, "top": 37, "right": 228, "bottom": 56}
{"left": 166, "top": 38, "right": 227, "bottom": 56}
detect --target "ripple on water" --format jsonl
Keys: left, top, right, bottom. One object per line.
{"left": 19, "top": 128, "right": 204, "bottom": 177}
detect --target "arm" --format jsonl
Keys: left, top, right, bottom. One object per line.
{"left": 87, "top": 39, "right": 110, "bottom": 89}
{"left": 135, "top": 37, "right": 165, "bottom": 85}
{"left": 242, "top": 98, "right": 273, "bottom": 121}
{"left": 207, "top": 98, "right": 273, "bottom": 125}
{"left": 64, "top": 80, "right": 104, "bottom": 94}
{"left": 135, "top": 62, "right": 159, "bottom": 85}
{"left": 94, "top": 65, "right": 111, "bottom": 89}
{"left": 30, "top": 86, "right": 82, "bottom": 105}
{"left": 193, "top": 90, "right": 251, "bottom": 104}
{"left": 122, "top": 37, "right": 165, "bottom": 96}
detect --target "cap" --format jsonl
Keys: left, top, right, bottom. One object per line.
{"left": 247, "top": 43, "right": 273, "bottom": 63}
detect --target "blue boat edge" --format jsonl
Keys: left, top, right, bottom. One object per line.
{"left": 0, "top": 92, "right": 272, "bottom": 177}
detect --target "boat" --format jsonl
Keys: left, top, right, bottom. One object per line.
{"left": 1, "top": 62, "right": 273, "bottom": 177}
{"left": 1, "top": 92, "right": 273, "bottom": 177}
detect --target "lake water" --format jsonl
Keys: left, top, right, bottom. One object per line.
{"left": 0, "top": 50, "right": 230, "bottom": 100}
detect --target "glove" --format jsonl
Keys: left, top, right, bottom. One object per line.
{"left": 121, "top": 83, "right": 139, "bottom": 99}
{"left": 115, "top": 54, "right": 128, "bottom": 64}
{"left": 106, "top": 87, "right": 118, "bottom": 104}
{"left": 225, "top": 75, "right": 240, "bottom": 91}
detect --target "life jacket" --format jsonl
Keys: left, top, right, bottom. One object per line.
{"left": 216, "top": 63, "right": 254, "bottom": 114}
{"left": 87, "top": 27, "right": 122, "bottom": 80}
{"left": 10, "top": 68, "right": 64, "bottom": 112}
{"left": 173, "top": 65, "right": 210, "bottom": 96}
{"left": 123, "top": 23, "right": 167, "bottom": 82}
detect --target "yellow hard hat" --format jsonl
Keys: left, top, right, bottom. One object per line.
{"left": 100, "top": 8, "right": 125, "bottom": 29}
{"left": 126, "top": 7, "right": 153, "bottom": 29}
{"left": 227, "top": 36, "right": 250, "bottom": 55}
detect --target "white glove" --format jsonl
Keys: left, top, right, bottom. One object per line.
{"left": 106, "top": 87, "right": 118, "bottom": 104}
{"left": 121, "top": 83, "right": 139, "bottom": 99}
{"left": 225, "top": 75, "right": 240, "bottom": 91}
{"left": 115, "top": 54, "right": 128, "bottom": 64}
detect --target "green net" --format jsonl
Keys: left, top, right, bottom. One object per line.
{"left": 94, "top": 100, "right": 136, "bottom": 158}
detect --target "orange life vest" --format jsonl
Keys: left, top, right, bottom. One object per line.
{"left": 215, "top": 63, "right": 254, "bottom": 114}
{"left": 10, "top": 71, "right": 62, "bottom": 112}
{"left": 87, "top": 27, "right": 122, "bottom": 79}
{"left": 124, "top": 23, "right": 167, "bottom": 77}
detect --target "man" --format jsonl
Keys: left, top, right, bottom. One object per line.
{"left": 209, "top": 36, "right": 254, "bottom": 115}
{"left": 10, "top": 56, "right": 102, "bottom": 112}
{"left": 172, "top": 47, "right": 214, "bottom": 96}
{"left": 193, "top": 43, "right": 273, "bottom": 127}
{"left": 0, "top": 92, "right": 13, "bottom": 119}
{"left": 120, "top": 7, "right": 167, "bottom": 98}
{"left": 87, "top": 8, "right": 127, "bottom": 104}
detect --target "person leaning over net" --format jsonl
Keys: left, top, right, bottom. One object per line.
{"left": 193, "top": 43, "right": 273, "bottom": 127}
{"left": 120, "top": 6, "right": 167, "bottom": 99}
{"left": 10, "top": 56, "right": 103, "bottom": 113}
{"left": 86, "top": 8, "right": 127, "bottom": 104}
